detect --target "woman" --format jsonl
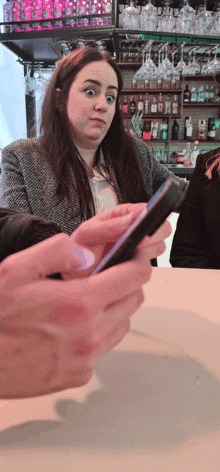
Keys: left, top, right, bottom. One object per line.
{"left": 0, "top": 47, "right": 184, "bottom": 236}
{"left": 170, "top": 147, "right": 220, "bottom": 269}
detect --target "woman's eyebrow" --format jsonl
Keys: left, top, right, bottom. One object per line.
{"left": 82, "top": 79, "right": 118, "bottom": 91}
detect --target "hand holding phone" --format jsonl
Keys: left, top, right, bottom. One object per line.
{"left": 90, "top": 178, "right": 185, "bottom": 276}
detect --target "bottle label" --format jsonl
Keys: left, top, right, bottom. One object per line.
{"left": 138, "top": 103, "right": 144, "bottom": 111}
{"left": 122, "top": 105, "right": 128, "bottom": 114}
{"left": 151, "top": 105, "right": 157, "bottom": 113}
{"left": 158, "top": 104, "right": 163, "bottom": 113}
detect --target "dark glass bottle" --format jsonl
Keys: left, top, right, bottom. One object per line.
{"left": 207, "top": 118, "right": 216, "bottom": 141}
{"left": 183, "top": 84, "right": 190, "bottom": 103}
{"left": 171, "top": 119, "right": 179, "bottom": 140}
{"left": 129, "top": 96, "right": 136, "bottom": 115}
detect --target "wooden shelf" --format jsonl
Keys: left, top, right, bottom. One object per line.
{"left": 183, "top": 103, "right": 220, "bottom": 107}
{"left": 122, "top": 114, "right": 181, "bottom": 118}
{"left": 121, "top": 89, "right": 182, "bottom": 94}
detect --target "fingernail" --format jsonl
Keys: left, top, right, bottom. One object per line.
{"left": 70, "top": 243, "right": 95, "bottom": 270}
{"left": 122, "top": 212, "right": 134, "bottom": 224}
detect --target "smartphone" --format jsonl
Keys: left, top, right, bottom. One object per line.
{"left": 90, "top": 177, "right": 185, "bottom": 276}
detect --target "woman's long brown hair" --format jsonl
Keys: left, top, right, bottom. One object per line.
{"left": 40, "top": 46, "right": 149, "bottom": 220}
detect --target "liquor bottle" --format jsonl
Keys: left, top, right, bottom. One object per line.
{"left": 21, "top": 0, "right": 32, "bottom": 30}
{"left": 204, "top": 85, "right": 209, "bottom": 103}
{"left": 3, "top": 0, "right": 12, "bottom": 32}
{"left": 144, "top": 94, "right": 149, "bottom": 114}
{"left": 142, "top": 120, "right": 152, "bottom": 139}
{"left": 164, "top": 94, "right": 171, "bottom": 115}
{"left": 170, "top": 75, "right": 176, "bottom": 89}
{"left": 171, "top": 119, "right": 179, "bottom": 140}
{"left": 151, "top": 122, "right": 158, "bottom": 140}
{"left": 161, "top": 119, "right": 168, "bottom": 140}
{"left": 10, "top": 0, "right": 22, "bottom": 32}
{"left": 131, "top": 73, "right": 137, "bottom": 89}
{"left": 89, "top": 0, "right": 102, "bottom": 26}
{"left": 137, "top": 94, "right": 144, "bottom": 112}
{"left": 183, "top": 84, "right": 190, "bottom": 103}
{"left": 144, "top": 78, "right": 149, "bottom": 89}
{"left": 157, "top": 77, "right": 162, "bottom": 88}
{"left": 163, "top": 144, "right": 168, "bottom": 164}
{"left": 198, "top": 119, "right": 206, "bottom": 140}
{"left": 102, "top": 0, "right": 112, "bottom": 26}
{"left": 32, "top": 0, "right": 43, "bottom": 30}
{"left": 191, "top": 141, "right": 200, "bottom": 166}
{"left": 53, "top": 0, "right": 64, "bottom": 28}
{"left": 158, "top": 93, "right": 163, "bottom": 114}
{"left": 122, "top": 96, "right": 128, "bottom": 114}
{"left": 77, "top": 0, "right": 89, "bottom": 27}
{"left": 63, "top": 0, "right": 77, "bottom": 28}
{"left": 183, "top": 142, "right": 192, "bottom": 167}
{"left": 129, "top": 96, "right": 136, "bottom": 115}
{"left": 151, "top": 96, "right": 157, "bottom": 114}
{"left": 207, "top": 118, "right": 216, "bottom": 141}
{"left": 42, "top": 0, "right": 53, "bottom": 29}
{"left": 209, "top": 85, "right": 214, "bottom": 102}
{"left": 172, "top": 94, "right": 179, "bottom": 115}
{"left": 190, "top": 86, "right": 197, "bottom": 103}
{"left": 184, "top": 116, "right": 193, "bottom": 140}
{"left": 198, "top": 85, "right": 204, "bottom": 103}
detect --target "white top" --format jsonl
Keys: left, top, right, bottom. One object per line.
{"left": 89, "top": 150, "right": 118, "bottom": 214}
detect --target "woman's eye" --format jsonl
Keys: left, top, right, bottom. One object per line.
{"left": 85, "top": 89, "right": 96, "bottom": 96}
{"left": 106, "top": 95, "right": 116, "bottom": 103}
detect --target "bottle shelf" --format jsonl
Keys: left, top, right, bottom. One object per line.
{"left": 140, "top": 139, "right": 220, "bottom": 144}
{"left": 121, "top": 89, "right": 182, "bottom": 94}
{"left": 122, "top": 114, "right": 181, "bottom": 118}
{"left": 183, "top": 103, "right": 220, "bottom": 107}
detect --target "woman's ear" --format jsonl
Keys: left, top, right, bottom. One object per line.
{"left": 55, "top": 88, "right": 62, "bottom": 110}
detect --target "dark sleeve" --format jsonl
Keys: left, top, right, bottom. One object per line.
{"left": 0, "top": 208, "right": 62, "bottom": 263}
{"left": 170, "top": 155, "right": 214, "bottom": 269}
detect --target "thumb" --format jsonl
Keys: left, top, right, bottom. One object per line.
{"left": 0, "top": 233, "right": 95, "bottom": 288}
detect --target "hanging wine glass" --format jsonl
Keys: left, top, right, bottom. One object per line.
{"left": 174, "top": 43, "right": 186, "bottom": 74}
{"left": 135, "top": 51, "right": 147, "bottom": 78}
{"left": 157, "top": 43, "right": 174, "bottom": 80}
{"left": 170, "top": 48, "right": 180, "bottom": 85}
{"left": 195, "top": 0, "right": 213, "bottom": 35}
{"left": 178, "top": 0, "right": 195, "bottom": 34}
{"left": 141, "top": 0, "right": 158, "bottom": 31}
{"left": 201, "top": 50, "right": 211, "bottom": 74}
{"left": 142, "top": 43, "right": 158, "bottom": 78}
{"left": 22, "top": 63, "right": 36, "bottom": 96}
{"left": 205, "top": 47, "right": 220, "bottom": 74}
{"left": 211, "top": 1, "right": 220, "bottom": 35}
{"left": 35, "top": 63, "right": 48, "bottom": 93}
{"left": 190, "top": 49, "right": 201, "bottom": 74}
{"left": 158, "top": 0, "right": 175, "bottom": 32}
{"left": 121, "top": 0, "right": 140, "bottom": 39}
{"left": 182, "top": 50, "right": 195, "bottom": 76}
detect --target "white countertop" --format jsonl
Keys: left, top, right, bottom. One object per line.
{"left": 1, "top": 267, "right": 220, "bottom": 472}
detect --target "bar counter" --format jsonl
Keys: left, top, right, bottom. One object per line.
{"left": 1, "top": 267, "right": 220, "bottom": 472}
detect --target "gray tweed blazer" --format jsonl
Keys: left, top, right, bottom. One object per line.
{"left": 0, "top": 137, "right": 178, "bottom": 235}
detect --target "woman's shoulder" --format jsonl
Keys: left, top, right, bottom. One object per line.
{"left": 197, "top": 147, "right": 220, "bottom": 170}
{"left": 2, "top": 137, "right": 44, "bottom": 157}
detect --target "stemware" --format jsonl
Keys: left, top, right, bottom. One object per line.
{"left": 190, "top": 50, "right": 201, "bottom": 74}
{"left": 182, "top": 50, "right": 195, "bottom": 76}
{"left": 211, "top": 2, "right": 220, "bottom": 35}
{"left": 142, "top": 43, "right": 158, "bottom": 78}
{"left": 195, "top": 0, "right": 213, "bottom": 35}
{"left": 177, "top": 0, "right": 195, "bottom": 34}
{"left": 23, "top": 64, "right": 36, "bottom": 96}
{"left": 141, "top": 0, "right": 158, "bottom": 31}
{"left": 135, "top": 51, "right": 147, "bottom": 78}
{"left": 157, "top": 43, "right": 174, "bottom": 81}
{"left": 205, "top": 47, "right": 220, "bottom": 74}
{"left": 174, "top": 43, "right": 186, "bottom": 74}
{"left": 158, "top": 1, "right": 175, "bottom": 32}
{"left": 35, "top": 64, "right": 48, "bottom": 93}
{"left": 121, "top": 0, "right": 140, "bottom": 39}
{"left": 201, "top": 50, "right": 212, "bottom": 74}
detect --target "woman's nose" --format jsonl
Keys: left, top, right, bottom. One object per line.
{"left": 94, "top": 94, "right": 108, "bottom": 111}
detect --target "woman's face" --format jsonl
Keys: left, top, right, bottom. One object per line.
{"left": 66, "top": 61, "right": 118, "bottom": 149}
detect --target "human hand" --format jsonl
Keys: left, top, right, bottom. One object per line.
{"left": 0, "top": 215, "right": 170, "bottom": 399}
{"left": 69, "top": 203, "right": 172, "bottom": 279}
